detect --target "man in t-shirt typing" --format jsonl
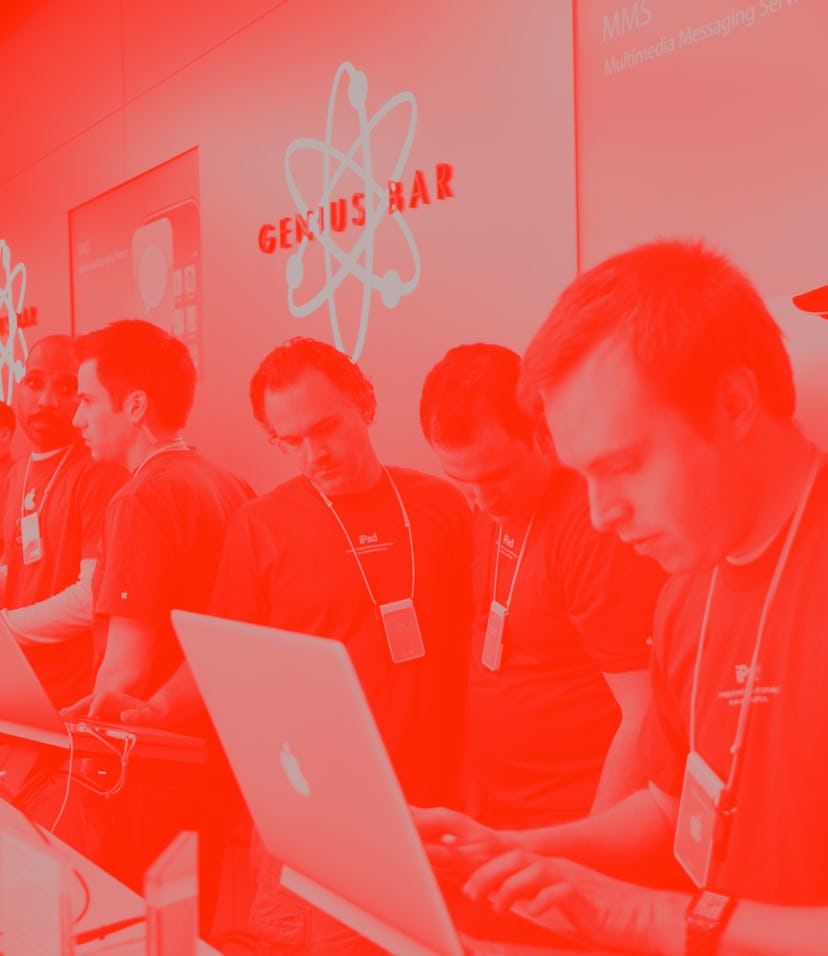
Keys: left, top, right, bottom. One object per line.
{"left": 207, "top": 337, "right": 472, "bottom": 955}
{"left": 420, "top": 343, "right": 664, "bottom": 830}
{"left": 63, "top": 319, "right": 252, "bottom": 926}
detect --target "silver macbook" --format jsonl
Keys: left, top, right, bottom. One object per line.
{"left": 172, "top": 610, "right": 592, "bottom": 956}
{"left": 0, "top": 616, "right": 206, "bottom": 762}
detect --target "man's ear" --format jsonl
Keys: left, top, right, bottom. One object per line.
{"left": 124, "top": 390, "right": 149, "bottom": 423}
{"left": 0, "top": 426, "right": 12, "bottom": 445}
{"left": 714, "top": 366, "right": 761, "bottom": 439}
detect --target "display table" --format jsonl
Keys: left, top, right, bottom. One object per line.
{"left": 0, "top": 797, "right": 219, "bottom": 954}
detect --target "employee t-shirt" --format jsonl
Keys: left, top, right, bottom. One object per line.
{"left": 209, "top": 466, "right": 473, "bottom": 807}
{"left": 464, "top": 465, "right": 665, "bottom": 827}
{"left": 2, "top": 442, "right": 127, "bottom": 706}
{"left": 93, "top": 447, "right": 253, "bottom": 698}
{"left": 645, "top": 460, "right": 828, "bottom": 904}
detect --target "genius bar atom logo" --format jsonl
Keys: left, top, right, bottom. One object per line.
{"left": 259, "top": 62, "right": 454, "bottom": 360}
{"left": 0, "top": 239, "right": 29, "bottom": 404}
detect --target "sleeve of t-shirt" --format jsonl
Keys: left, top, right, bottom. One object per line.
{"left": 94, "top": 481, "right": 181, "bottom": 623}
{"left": 76, "top": 462, "right": 128, "bottom": 560}
{"left": 208, "top": 506, "right": 271, "bottom": 625}
{"left": 640, "top": 578, "right": 693, "bottom": 794}
{"left": 641, "top": 600, "right": 690, "bottom": 795}
{"left": 555, "top": 493, "right": 666, "bottom": 673}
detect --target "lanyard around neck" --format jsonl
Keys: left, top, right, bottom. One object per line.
{"left": 689, "top": 451, "right": 822, "bottom": 793}
{"left": 491, "top": 510, "right": 538, "bottom": 612}
{"left": 316, "top": 466, "right": 415, "bottom": 607}
{"left": 20, "top": 445, "right": 74, "bottom": 521}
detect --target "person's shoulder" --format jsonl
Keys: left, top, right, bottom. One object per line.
{"left": 180, "top": 451, "right": 255, "bottom": 501}
{"left": 135, "top": 448, "right": 227, "bottom": 491}
{"left": 651, "top": 570, "right": 704, "bottom": 658}
{"left": 387, "top": 464, "right": 467, "bottom": 508}
{"left": 535, "top": 466, "right": 595, "bottom": 547}
{"left": 386, "top": 466, "right": 471, "bottom": 545}
{"left": 68, "top": 444, "right": 129, "bottom": 496}
{"left": 227, "top": 475, "right": 312, "bottom": 525}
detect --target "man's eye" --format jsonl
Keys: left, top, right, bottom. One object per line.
{"left": 307, "top": 420, "right": 335, "bottom": 440}
{"left": 608, "top": 458, "right": 638, "bottom": 476}
{"left": 22, "top": 375, "right": 43, "bottom": 390}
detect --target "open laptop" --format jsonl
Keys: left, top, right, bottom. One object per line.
{"left": 0, "top": 616, "right": 207, "bottom": 763}
{"left": 172, "top": 610, "right": 596, "bottom": 956}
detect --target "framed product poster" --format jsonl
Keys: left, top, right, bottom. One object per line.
{"left": 69, "top": 148, "right": 204, "bottom": 374}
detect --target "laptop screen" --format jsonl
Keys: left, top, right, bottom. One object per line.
{"left": 172, "top": 609, "right": 465, "bottom": 956}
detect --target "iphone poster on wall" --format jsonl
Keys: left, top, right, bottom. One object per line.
{"left": 68, "top": 147, "right": 203, "bottom": 375}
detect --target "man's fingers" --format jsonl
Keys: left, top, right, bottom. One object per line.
{"left": 119, "top": 704, "right": 159, "bottom": 726}
{"left": 61, "top": 695, "right": 93, "bottom": 720}
{"left": 526, "top": 882, "right": 573, "bottom": 915}
{"left": 489, "top": 861, "right": 560, "bottom": 913}
{"left": 411, "top": 806, "right": 467, "bottom": 840}
{"left": 462, "top": 849, "right": 532, "bottom": 903}
{"left": 424, "top": 844, "right": 455, "bottom": 867}
{"left": 463, "top": 852, "right": 577, "bottom": 916}
{"left": 87, "top": 694, "right": 111, "bottom": 719}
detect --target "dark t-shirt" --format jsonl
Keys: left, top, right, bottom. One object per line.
{"left": 209, "top": 467, "right": 473, "bottom": 806}
{"left": 0, "top": 453, "right": 14, "bottom": 491}
{"left": 465, "top": 466, "right": 665, "bottom": 828}
{"left": 2, "top": 442, "right": 127, "bottom": 706}
{"left": 93, "top": 448, "right": 253, "bottom": 698}
{"left": 645, "top": 460, "right": 828, "bottom": 905}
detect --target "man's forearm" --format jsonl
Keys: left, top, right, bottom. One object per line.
{"left": 505, "top": 788, "right": 678, "bottom": 883}
{"left": 4, "top": 559, "right": 95, "bottom": 643}
{"left": 92, "top": 616, "right": 157, "bottom": 700}
{"left": 147, "top": 662, "right": 205, "bottom": 726}
{"left": 590, "top": 717, "right": 649, "bottom": 813}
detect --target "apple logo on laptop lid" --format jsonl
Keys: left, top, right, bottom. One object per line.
{"left": 280, "top": 742, "right": 311, "bottom": 797}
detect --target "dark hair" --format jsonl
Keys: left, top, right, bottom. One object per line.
{"left": 249, "top": 337, "right": 376, "bottom": 431}
{"left": 520, "top": 239, "right": 795, "bottom": 432}
{"left": 75, "top": 319, "right": 196, "bottom": 430}
{"left": 0, "top": 402, "right": 15, "bottom": 432}
{"left": 420, "top": 343, "right": 543, "bottom": 447}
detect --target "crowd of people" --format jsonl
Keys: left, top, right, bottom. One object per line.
{"left": 0, "top": 237, "right": 825, "bottom": 955}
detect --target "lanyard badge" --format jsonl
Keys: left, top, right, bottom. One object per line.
{"left": 483, "top": 511, "right": 538, "bottom": 672}
{"left": 379, "top": 598, "right": 426, "bottom": 663}
{"left": 674, "top": 751, "right": 726, "bottom": 887}
{"left": 20, "top": 512, "right": 43, "bottom": 565}
{"left": 481, "top": 600, "right": 507, "bottom": 672}
{"left": 18, "top": 446, "right": 75, "bottom": 567}
{"left": 318, "top": 468, "right": 425, "bottom": 666}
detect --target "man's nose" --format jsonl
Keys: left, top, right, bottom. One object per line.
{"left": 303, "top": 437, "right": 329, "bottom": 463}
{"left": 588, "top": 480, "right": 630, "bottom": 534}
{"left": 36, "top": 383, "right": 61, "bottom": 408}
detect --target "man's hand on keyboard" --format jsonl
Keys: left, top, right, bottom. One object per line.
{"left": 411, "top": 806, "right": 513, "bottom": 880}
{"left": 62, "top": 691, "right": 171, "bottom": 727}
